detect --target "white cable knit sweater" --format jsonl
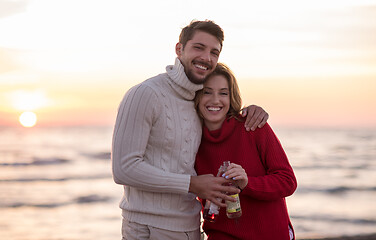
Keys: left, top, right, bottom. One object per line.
{"left": 112, "top": 58, "right": 203, "bottom": 231}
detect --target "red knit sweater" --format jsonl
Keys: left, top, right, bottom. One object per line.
{"left": 195, "top": 116, "right": 297, "bottom": 240}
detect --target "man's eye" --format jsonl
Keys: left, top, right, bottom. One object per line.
{"left": 203, "top": 91, "right": 211, "bottom": 94}
{"left": 211, "top": 52, "right": 219, "bottom": 57}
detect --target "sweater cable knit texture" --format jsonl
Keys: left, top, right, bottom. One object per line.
{"left": 112, "top": 58, "right": 203, "bottom": 231}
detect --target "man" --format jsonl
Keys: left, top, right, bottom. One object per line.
{"left": 112, "top": 20, "right": 268, "bottom": 240}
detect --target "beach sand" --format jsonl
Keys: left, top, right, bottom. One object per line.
{"left": 300, "top": 233, "right": 376, "bottom": 240}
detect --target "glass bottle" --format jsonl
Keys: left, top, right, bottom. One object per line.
{"left": 203, "top": 164, "right": 227, "bottom": 222}
{"left": 202, "top": 199, "right": 219, "bottom": 222}
{"left": 223, "top": 161, "right": 242, "bottom": 219}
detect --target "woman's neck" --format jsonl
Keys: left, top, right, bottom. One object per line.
{"left": 204, "top": 119, "right": 225, "bottom": 131}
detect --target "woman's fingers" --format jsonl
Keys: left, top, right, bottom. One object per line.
{"left": 222, "top": 163, "right": 248, "bottom": 190}
{"left": 223, "top": 163, "right": 246, "bottom": 179}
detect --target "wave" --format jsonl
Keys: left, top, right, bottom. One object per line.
{"left": 0, "top": 174, "right": 111, "bottom": 182}
{"left": 1, "top": 194, "right": 113, "bottom": 208}
{"left": 0, "top": 157, "right": 69, "bottom": 167}
{"left": 81, "top": 151, "right": 111, "bottom": 160}
{"left": 0, "top": 151, "right": 112, "bottom": 168}
{"left": 291, "top": 214, "right": 376, "bottom": 225}
{"left": 293, "top": 162, "right": 374, "bottom": 170}
{"left": 296, "top": 186, "right": 376, "bottom": 194}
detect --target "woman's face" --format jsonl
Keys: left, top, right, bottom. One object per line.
{"left": 198, "top": 74, "right": 230, "bottom": 131}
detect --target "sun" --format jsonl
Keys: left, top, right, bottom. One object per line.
{"left": 19, "top": 111, "right": 38, "bottom": 128}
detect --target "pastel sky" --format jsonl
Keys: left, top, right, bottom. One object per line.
{"left": 1, "top": 0, "right": 375, "bottom": 128}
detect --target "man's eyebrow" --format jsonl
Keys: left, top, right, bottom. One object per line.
{"left": 192, "top": 43, "right": 221, "bottom": 52}
{"left": 192, "top": 43, "right": 205, "bottom": 47}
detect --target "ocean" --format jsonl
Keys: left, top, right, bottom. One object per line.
{"left": 0, "top": 126, "right": 375, "bottom": 239}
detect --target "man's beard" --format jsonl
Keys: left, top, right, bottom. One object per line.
{"left": 186, "top": 69, "right": 208, "bottom": 85}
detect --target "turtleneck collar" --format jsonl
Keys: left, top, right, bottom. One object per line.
{"left": 166, "top": 58, "right": 203, "bottom": 101}
{"left": 202, "top": 117, "right": 238, "bottom": 143}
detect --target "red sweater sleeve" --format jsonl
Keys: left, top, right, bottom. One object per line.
{"left": 243, "top": 123, "right": 297, "bottom": 201}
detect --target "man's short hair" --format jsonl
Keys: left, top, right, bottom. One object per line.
{"left": 179, "top": 20, "right": 224, "bottom": 50}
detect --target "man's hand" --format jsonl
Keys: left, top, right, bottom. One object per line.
{"left": 241, "top": 105, "right": 269, "bottom": 131}
{"left": 189, "top": 175, "right": 240, "bottom": 207}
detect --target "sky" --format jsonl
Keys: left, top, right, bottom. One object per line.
{"left": 0, "top": 0, "right": 375, "bottom": 128}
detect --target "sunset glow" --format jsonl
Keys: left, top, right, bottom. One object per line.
{"left": 0, "top": 0, "right": 375, "bottom": 128}
{"left": 7, "top": 90, "right": 50, "bottom": 111}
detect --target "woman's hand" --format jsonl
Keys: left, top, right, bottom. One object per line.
{"left": 222, "top": 163, "right": 248, "bottom": 191}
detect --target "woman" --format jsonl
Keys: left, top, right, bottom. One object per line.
{"left": 194, "top": 63, "right": 297, "bottom": 240}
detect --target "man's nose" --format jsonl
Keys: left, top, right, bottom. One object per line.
{"left": 200, "top": 50, "right": 212, "bottom": 62}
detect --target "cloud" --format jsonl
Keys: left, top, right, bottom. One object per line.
{"left": 0, "top": 48, "right": 22, "bottom": 74}
{"left": 0, "top": 0, "right": 29, "bottom": 18}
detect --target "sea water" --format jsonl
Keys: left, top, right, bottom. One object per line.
{"left": 0, "top": 126, "right": 375, "bottom": 239}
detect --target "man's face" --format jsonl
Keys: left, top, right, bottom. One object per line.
{"left": 176, "top": 31, "right": 221, "bottom": 84}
